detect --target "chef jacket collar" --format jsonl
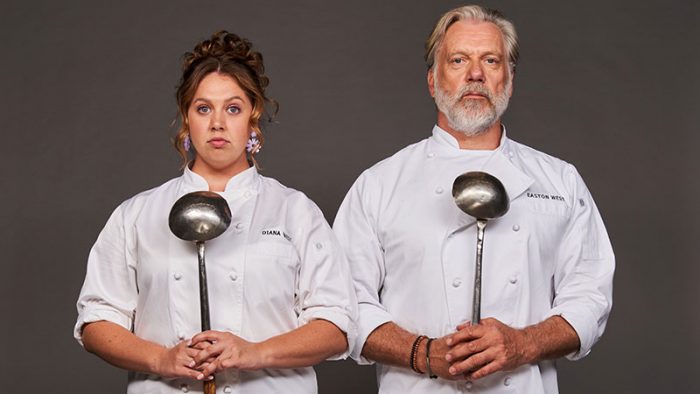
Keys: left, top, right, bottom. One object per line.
{"left": 181, "top": 165, "right": 260, "bottom": 200}
{"left": 430, "top": 123, "right": 506, "bottom": 153}
{"left": 430, "top": 124, "right": 533, "bottom": 202}
{"left": 431, "top": 124, "right": 496, "bottom": 151}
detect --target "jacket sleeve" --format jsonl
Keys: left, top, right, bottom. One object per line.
{"left": 293, "top": 196, "right": 358, "bottom": 360}
{"left": 333, "top": 171, "right": 392, "bottom": 364}
{"left": 73, "top": 203, "right": 138, "bottom": 346}
{"left": 547, "top": 164, "right": 615, "bottom": 360}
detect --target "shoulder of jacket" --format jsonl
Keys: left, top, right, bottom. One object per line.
{"left": 363, "top": 138, "right": 429, "bottom": 178}
{"left": 258, "top": 175, "right": 318, "bottom": 210}
{"left": 508, "top": 138, "right": 575, "bottom": 173}
{"left": 257, "top": 175, "right": 328, "bottom": 231}
{"left": 116, "top": 177, "right": 180, "bottom": 218}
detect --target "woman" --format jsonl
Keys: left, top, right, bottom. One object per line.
{"left": 74, "top": 31, "right": 356, "bottom": 393}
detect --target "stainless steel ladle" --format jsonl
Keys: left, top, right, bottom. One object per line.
{"left": 169, "top": 191, "right": 231, "bottom": 394}
{"left": 452, "top": 171, "right": 509, "bottom": 324}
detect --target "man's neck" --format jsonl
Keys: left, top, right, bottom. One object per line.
{"left": 437, "top": 113, "right": 502, "bottom": 150}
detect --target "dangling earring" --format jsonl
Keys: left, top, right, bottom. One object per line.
{"left": 246, "top": 130, "right": 261, "bottom": 154}
{"left": 183, "top": 134, "right": 191, "bottom": 151}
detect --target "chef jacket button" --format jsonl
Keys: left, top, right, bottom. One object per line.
{"left": 435, "top": 186, "right": 444, "bottom": 194}
{"left": 452, "top": 278, "right": 462, "bottom": 287}
{"left": 178, "top": 332, "right": 186, "bottom": 341}
{"left": 315, "top": 242, "right": 323, "bottom": 250}
{"left": 465, "top": 381, "right": 473, "bottom": 391}
{"left": 235, "top": 222, "right": 244, "bottom": 231}
{"left": 223, "top": 386, "right": 233, "bottom": 393}
{"left": 504, "top": 376, "right": 512, "bottom": 386}
{"left": 180, "top": 383, "right": 190, "bottom": 392}
{"left": 427, "top": 152, "right": 435, "bottom": 158}
{"left": 173, "top": 272, "right": 182, "bottom": 280}
{"left": 229, "top": 272, "right": 238, "bottom": 281}
{"left": 509, "top": 275, "right": 518, "bottom": 284}
{"left": 512, "top": 224, "right": 520, "bottom": 232}
{"left": 244, "top": 191, "right": 252, "bottom": 199}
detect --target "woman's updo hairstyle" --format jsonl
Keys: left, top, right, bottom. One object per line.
{"left": 173, "top": 31, "right": 276, "bottom": 167}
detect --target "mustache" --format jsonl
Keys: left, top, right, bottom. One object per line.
{"left": 456, "top": 83, "right": 493, "bottom": 102}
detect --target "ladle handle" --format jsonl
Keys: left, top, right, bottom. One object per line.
{"left": 204, "top": 380, "right": 216, "bottom": 394}
{"left": 197, "top": 242, "right": 216, "bottom": 393}
{"left": 472, "top": 220, "right": 486, "bottom": 325}
{"left": 197, "top": 241, "right": 212, "bottom": 331}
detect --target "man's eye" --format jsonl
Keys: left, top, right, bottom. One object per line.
{"left": 452, "top": 58, "right": 463, "bottom": 64}
{"left": 485, "top": 58, "right": 499, "bottom": 64}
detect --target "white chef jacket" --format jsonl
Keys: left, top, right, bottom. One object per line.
{"left": 75, "top": 166, "right": 357, "bottom": 394}
{"left": 333, "top": 126, "right": 614, "bottom": 394}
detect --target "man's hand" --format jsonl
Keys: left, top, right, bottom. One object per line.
{"left": 415, "top": 336, "right": 465, "bottom": 380}
{"left": 445, "top": 318, "right": 534, "bottom": 380}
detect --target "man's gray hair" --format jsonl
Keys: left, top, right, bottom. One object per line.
{"left": 425, "top": 5, "right": 519, "bottom": 72}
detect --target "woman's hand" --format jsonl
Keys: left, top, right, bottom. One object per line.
{"left": 153, "top": 340, "right": 202, "bottom": 380}
{"left": 82, "top": 321, "right": 209, "bottom": 380}
{"left": 190, "top": 331, "right": 264, "bottom": 379}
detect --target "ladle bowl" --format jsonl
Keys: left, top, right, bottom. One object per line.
{"left": 169, "top": 191, "right": 232, "bottom": 242}
{"left": 452, "top": 171, "right": 509, "bottom": 220}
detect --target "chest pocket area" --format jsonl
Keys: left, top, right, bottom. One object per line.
{"left": 245, "top": 241, "right": 299, "bottom": 305}
{"left": 523, "top": 193, "right": 570, "bottom": 218}
{"left": 249, "top": 241, "right": 297, "bottom": 260}
{"left": 514, "top": 196, "right": 570, "bottom": 275}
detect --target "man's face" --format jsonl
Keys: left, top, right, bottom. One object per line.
{"left": 428, "top": 20, "right": 513, "bottom": 135}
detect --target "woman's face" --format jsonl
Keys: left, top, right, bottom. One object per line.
{"left": 188, "top": 72, "right": 252, "bottom": 178}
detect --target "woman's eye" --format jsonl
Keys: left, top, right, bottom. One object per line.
{"left": 227, "top": 106, "right": 241, "bottom": 114}
{"left": 196, "top": 105, "right": 210, "bottom": 114}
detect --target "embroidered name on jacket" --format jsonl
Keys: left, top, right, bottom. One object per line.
{"left": 261, "top": 229, "right": 292, "bottom": 241}
{"left": 527, "top": 192, "right": 565, "bottom": 202}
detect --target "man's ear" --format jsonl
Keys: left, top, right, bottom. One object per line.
{"left": 427, "top": 68, "right": 435, "bottom": 98}
{"left": 508, "top": 69, "right": 515, "bottom": 97}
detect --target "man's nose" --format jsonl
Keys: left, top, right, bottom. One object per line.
{"left": 466, "top": 61, "right": 484, "bottom": 82}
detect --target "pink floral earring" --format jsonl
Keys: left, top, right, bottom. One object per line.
{"left": 246, "top": 131, "right": 261, "bottom": 154}
{"left": 183, "top": 135, "right": 191, "bottom": 151}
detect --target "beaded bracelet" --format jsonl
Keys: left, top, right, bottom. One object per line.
{"left": 410, "top": 335, "right": 428, "bottom": 374}
{"left": 425, "top": 338, "right": 437, "bottom": 379}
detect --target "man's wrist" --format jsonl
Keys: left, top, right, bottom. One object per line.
{"left": 425, "top": 338, "right": 437, "bottom": 379}
{"left": 409, "top": 335, "right": 427, "bottom": 373}
{"left": 518, "top": 326, "right": 539, "bottom": 364}
{"left": 414, "top": 337, "right": 428, "bottom": 374}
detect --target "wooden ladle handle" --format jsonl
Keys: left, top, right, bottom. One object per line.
{"left": 204, "top": 379, "right": 216, "bottom": 394}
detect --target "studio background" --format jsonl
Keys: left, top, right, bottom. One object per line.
{"left": 1, "top": 0, "right": 697, "bottom": 393}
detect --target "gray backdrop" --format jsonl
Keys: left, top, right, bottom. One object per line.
{"left": 1, "top": 0, "right": 698, "bottom": 393}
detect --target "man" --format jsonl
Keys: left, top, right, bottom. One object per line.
{"left": 333, "top": 5, "right": 614, "bottom": 393}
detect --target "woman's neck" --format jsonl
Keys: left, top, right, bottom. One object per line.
{"left": 190, "top": 160, "right": 251, "bottom": 192}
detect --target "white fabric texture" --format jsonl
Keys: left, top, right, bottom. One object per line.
{"left": 333, "top": 126, "right": 614, "bottom": 394}
{"left": 75, "top": 166, "right": 357, "bottom": 394}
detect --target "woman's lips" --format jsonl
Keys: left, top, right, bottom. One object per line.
{"left": 208, "top": 138, "right": 229, "bottom": 148}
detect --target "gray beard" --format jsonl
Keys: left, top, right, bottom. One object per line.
{"left": 434, "top": 78, "right": 511, "bottom": 136}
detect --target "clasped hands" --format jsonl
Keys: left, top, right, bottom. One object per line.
{"left": 155, "top": 330, "right": 262, "bottom": 381}
{"left": 428, "top": 318, "right": 533, "bottom": 381}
